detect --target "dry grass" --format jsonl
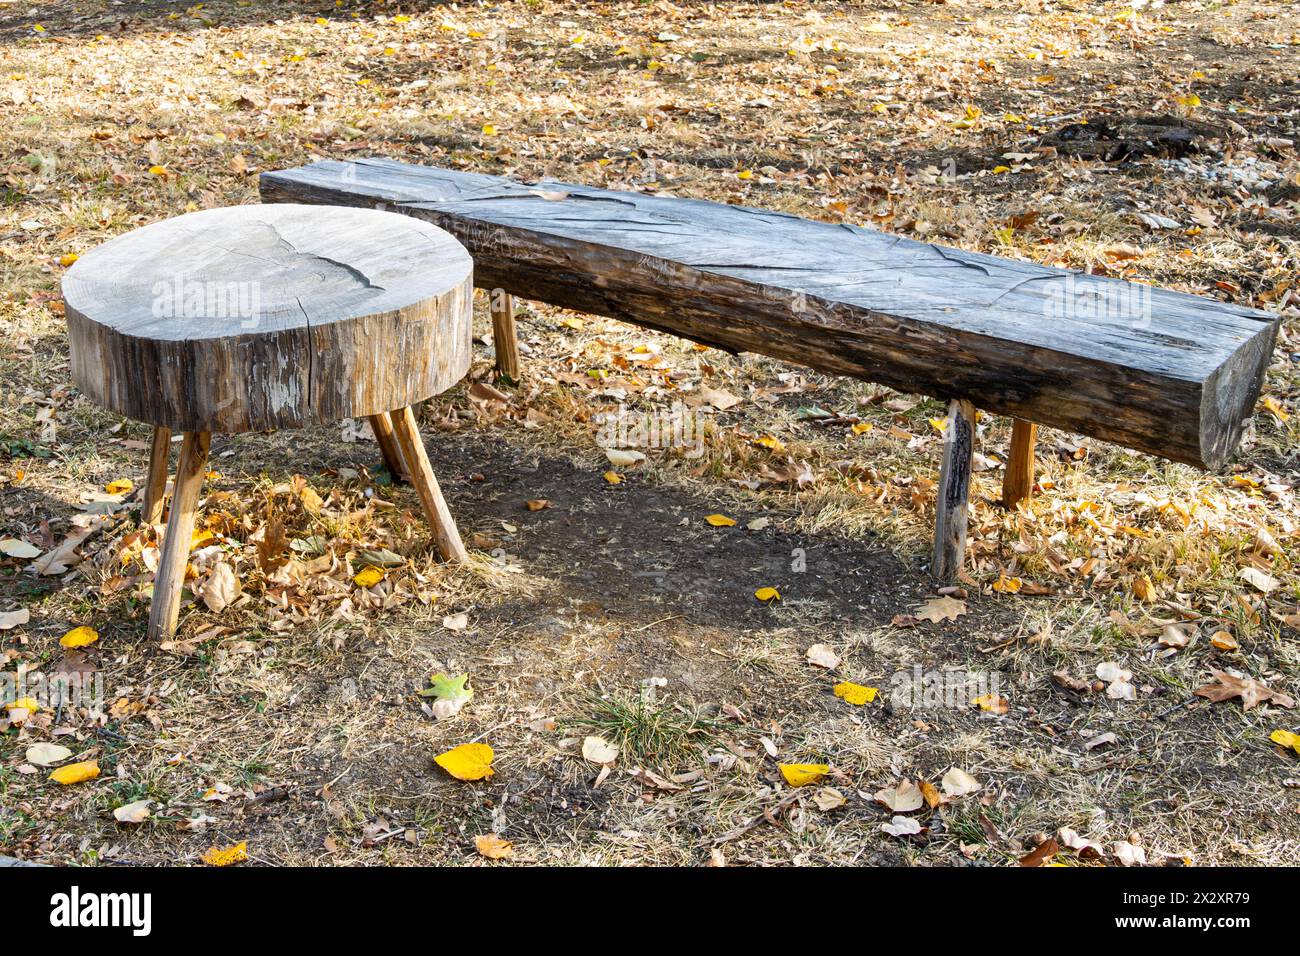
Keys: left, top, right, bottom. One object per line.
{"left": 1, "top": 0, "right": 1299, "bottom": 867}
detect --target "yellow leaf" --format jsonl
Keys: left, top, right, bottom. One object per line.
{"left": 1270, "top": 729, "right": 1300, "bottom": 755}
{"left": 992, "top": 165, "right": 1011, "bottom": 174}
{"left": 435, "top": 742, "right": 495, "bottom": 781}
{"left": 973, "top": 693, "right": 1009, "bottom": 714}
{"left": 928, "top": 416, "right": 948, "bottom": 433}
{"left": 737, "top": 169, "right": 754, "bottom": 180}
{"left": 60, "top": 625, "right": 99, "bottom": 648}
{"left": 50, "top": 761, "right": 99, "bottom": 785}
{"left": 1210, "top": 630, "right": 1239, "bottom": 651}
{"left": 105, "top": 478, "right": 134, "bottom": 495}
{"left": 754, "top": 435, "right": 785, "bottom": 452}
{"left": 1132, "top": 575, "right": 1156, "bottom": 602}
{"left": 475, "top": 834, "right": 513, "bottom": 859}
{"left": 559, "top": 316, "right": 584, "bottom": 329}
{"left": 780, "top": 763, "right": 829, "bottom": 787}
{"left": 482, "top": 124, "right": 498, "bottom": 136}
{"left": 754, "top": 586, "right": 780, "bottom": 602}
{"left": 603, "top": 471, "right": 623, "bottom": 484}
{"left": 148, "top": 165, "right": 167, "bottom": 177}
{"left": 353, "top": 566, "right": 385, "bottom": 588}
{"left": 1263, "top": 396, "right": 1289, "bottom": 422}
{"left": 851, "top": 422, "right": 873, "bottom": 435}
{"left": 7, "top": 697, "right": 40, "bottom": 712}
{"left": 60, "top": 253, "right": 79, "bottom": 267}
{"left": 189, "top": 529, "right": 215, "bottom": 550}
{"left": 833, "top": 681, "right": 878, "bottom": 706}
{"left": 992, "top": 574, "right": 1022, "bottom": 593}
{"left": 1175, "top": 93, "right": 1201, "bottom": 109}
{"left": 705, "top": 514, "right": 736, "bottom": 527}
{"left": 202, "top": 841, "right": 248, "bottom": 866}
{"left": 391, "top": 14, "right": 411, "bottom": 23}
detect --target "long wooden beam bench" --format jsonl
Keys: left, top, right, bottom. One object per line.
{"left": 260, "top": 159, "right": 1280, "bottom": 580}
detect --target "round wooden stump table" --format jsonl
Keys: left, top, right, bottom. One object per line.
{"left": 62, "top": 203, "right": 474, "bottom": 639}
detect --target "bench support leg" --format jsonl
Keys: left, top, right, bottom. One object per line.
{"left": 148, "top": 431, "right": 210, "bottom": 641}
{"left": 368, "top": 411, "right": 409, "bottom": 485}
{"left": 389, "top": 405, "right": 469, "bottom": 563}
{"left": 491, "top": 291, "right": 521, "bottom": 382}
{"left": 142, "top": 425, "right": 172, "bottom": 525}
{"left": 932, "top": 399, "right": 976, "bottom": 583}
{"left": 1002, "top": 419, "right": 1037, "bottom": 509}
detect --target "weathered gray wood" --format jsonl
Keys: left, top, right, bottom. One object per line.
{"left": 369, "top": 411, "right": 409, "bottom": 484}
{"left": 63, "top": 204, "right": 474, "bottom": 433}
{"left": 1002, "top": 419, "right": 1037, "bottom": 509}
{"left": 261, "top": 159, "right": 1280, "bottom": 469}
{"left": 142, "top": 425, "right": 172, "bottom": 525}
{"left": 491, "top": 292, "right": 521, "bottom": 381}
{"left": 389, "top": 405, "right": 468, "bottom": 563}
{"left": 933, "top": 400, "right": 976, "bottom": 582}
{"left": 149, "top": 431, "right": 209, "bottom": 640}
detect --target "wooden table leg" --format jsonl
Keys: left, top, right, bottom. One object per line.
{"left": 142, "top": 425, "right": 172, "bottom": 525}
{"left": 388, "top": 405, "right": 469, "bottom": 563}
{"left": 1002, "top": 419, "right": 1037, "bottom": 509}
{"left": 490, "top": 291, "right": 521, "bottom": 382}
{"left": 368, "top": 412, "right": 409, "bottom": 484}
{"left": 932, "top": 399, "right": 976, "bottom": 583}
{"left": 148, "top": 432, "right": 210, "bottom": 640}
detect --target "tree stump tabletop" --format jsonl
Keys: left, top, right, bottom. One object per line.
{"left": 63, "top": 203, "right": 474, "bottom": 433}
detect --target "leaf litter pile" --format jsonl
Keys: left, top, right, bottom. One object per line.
{"left": 1, "top": 0, "right": 1299, "bottom": 865}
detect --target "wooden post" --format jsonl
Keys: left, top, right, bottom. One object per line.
{"left": 388, "top": 405, "right": 469, "bottom": 563}
{"left": 932, "top": 399, "right": 976, "bottom": 582}
{"left": 368, "top": 412, "right": 409, "bottom": 484}
{"left": 490, "top": 292, "right": 520, "bottom": 382}
{"left": 148, "top": 431, "right": 210, "bottom": 640}
{"left": 1002, "top": 419, "right": 1037, "bottom": 509}
{"left": 142, "top": 425, "right": 172, "bottom": 525}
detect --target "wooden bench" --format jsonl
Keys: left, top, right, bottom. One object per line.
{"left": 261, "top": 159, "right": 1280, "bottom": 580}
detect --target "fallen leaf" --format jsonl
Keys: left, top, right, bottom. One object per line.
{"left": 475, "top": 834, "right": 513, "bottom": 860}
{"left": 1238, "top": 567, "right": 1278, "bottom": 594}
{"left": 442, "top": 612, "right": 469, "bottom": 631}
{"left": 113, "top": 800, "right": 152, "bottom": 824}
{"left": 779, "top": 763, "right": 828, "bottom": 787}
{"left": 525, "top": 499, "right": 550, "bottom": 511}
{"left": 1058, "top": 827, "right": 1105, "bottom": 858}
{"left": 972, "top": 693, "right": 1009, "bottom": 714}
{"left": 435, "top": 742, "right": 495, "bottom": 780}
{"left": 1210, "top": 631, "right": 1239, "bottom": 651}
{"left": 754, "top": 586, "right": 780, "bottom": 602}
{"left": 881, "top": 815, "right": 922, "bottom": 837}
{"left": 59, "top": 626, "right": 99, "bottom": 648}
{"left": 915, "top": 596, "right": 967, "bottom": 623}
{"left": 832, "top": 681, "right": 877, "bottom": 705}
{"left": 940, "top": 767, "right": 981, "bottom": 798}
{"left": 105, "top": 478, "right": 134, "bottom": 495}
{"left": 418, "top": 673, "right": 473, "bottom": 719}
{"left": 1019, "top": 838, "right": 1059, "bottom": 867}
{"left": 812, "top": 787, "right": 846, "bottom": 811}
{"left": 805, "top": 643, "right": 840, "bottom": 669}
{"left": 874, "top": 780, "right": 924, "bottom": 812}
{"left": 1270, "top": 729, "right": 1300, "bottom": 755}
{"left": 25, "top": 743, "right": 73, "bottom": 766}
{"left": 605, "top": 449, "right": 645, "bottom": 468}
{"left": 705, "top": 513, "right": 736, "bottom": 527}
{"left": 353, "top": 565, "right": 386, "bottom": 588}
{"left": 602, "top": 471, "right": 623, "bottom": 484}
{"left": 202, "top": 842, "right": 248, "bottom": 866}
{"left": 1112, "top": 840, "right": 1146, "bottom": 867}
{"left": 581, "top": 735, "right": 619, "bottom": 766}
{"left": 49, "top": 761, "right": 99, "bottom": 785}
{"left": 0, "top": 538, "right": 41, "bottom": 559}
{"left": 1195, "top": 669, "right": 1295, "bottom": 710}
{"left": 202, "top": 562, "right": 240, "bottom": 613}
{"left": 0, "top": 608, "right": 30, "bottom": 630}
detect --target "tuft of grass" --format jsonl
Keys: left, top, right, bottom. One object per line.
{"left": 568, "top": 690, "right": 725, "bottom": 770}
